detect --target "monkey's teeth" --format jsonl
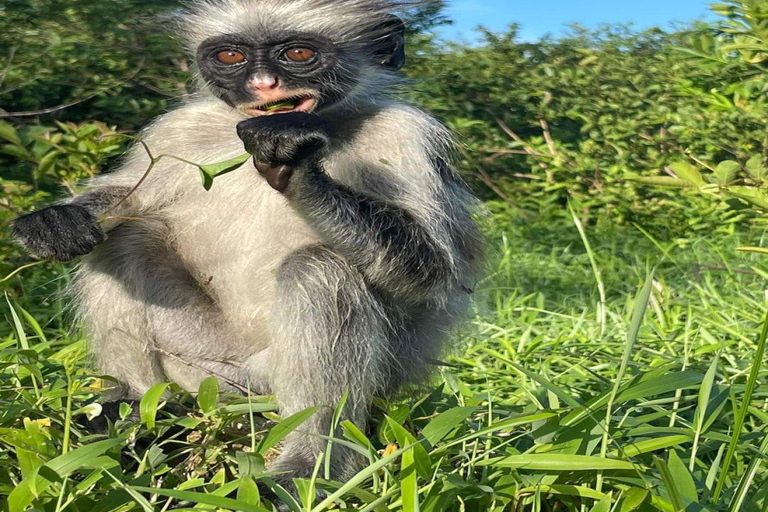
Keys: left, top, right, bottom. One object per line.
{"left": 243, "top": 96, "right": 317, "bottom": 116}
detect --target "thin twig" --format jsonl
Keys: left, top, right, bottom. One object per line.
{"left": 493, "top": 118, "right": 539, "bottom": 157}
{"left": 99, "top": 140, "right": 204, "bottom": 220}
{"left": 473, "top": 166, "right": 512, "bottom": 202}
{"left": 0, "top": 58, "right": 146, "bottom": 118}
{"left": 99, "top": 140, "right": 157, "bottom": 219}
{"left": 155, "top": 348, "right": 251, "bottom": 394}
{"left": 539, "top": 117, "right": 557, "bottom": 157}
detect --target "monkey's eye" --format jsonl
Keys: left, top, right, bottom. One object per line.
{"left": 216, "top": 50, "right": 247, "bottom": 65}
{"left": 284, "top": 47, "right": 317, "bottom": 63}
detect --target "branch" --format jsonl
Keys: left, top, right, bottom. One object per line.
{"left": 473, "top": 165, "right": 512, "bottom": 202}
{"left": 0, "top": 58, "right": 146, "bottom": 118}
{"left": 493, "top": 117, "right": 540, "bottom": 157}
{"left": 539, "top": 117, "right": 557, "bottom": 157}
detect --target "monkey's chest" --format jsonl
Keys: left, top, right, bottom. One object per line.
{"left": 164, "top": 182, "right": 320, "bottom": 331}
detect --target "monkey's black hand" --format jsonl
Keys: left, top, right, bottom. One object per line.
{"left": 12, "top": 205, "right": 105, "bottom": 262}
{"left": 236, "top": 112, "right": 330, "bottom": 193}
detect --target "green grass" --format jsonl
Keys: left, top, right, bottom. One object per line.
{"left": 1, "top": 203, "right": 768, "bottom": 511}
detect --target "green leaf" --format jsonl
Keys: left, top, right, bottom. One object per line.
{"left": 693, "top": 357, "right": 719, "bottom": 436}
{"left": 629, "top": 176, "right": 699, "bottom": 189}
{"left": 616, "top": 371, "right": 702, "bottom": 403}
{"left": 714, "top": 160, "right": 740, "bottom": 185}
{"left": 745, "top": 155, "right": 766, "bottom": 180}
{"left": 477, "top": 454, "right": 637, "bottom": 471}
{"left": 47, "top": 438, "right": 123, "bottom": 477}
{"left": 519, "top": 484, "right": 609, "bottom": 501}
{"left": 257, "top": 407, "right": 318, "bottom": 454}
{"left": 668, "top": 450, "right": 698, "bottom": 505}
{"left": 198, "top": 153, "right": 251, "bottom": 190}
{"left": 615, "top": 435, "right": 691, "bottom": 458}
{"left": 1, "top": 143, "right": 33, "bottom": 161}
{"left": 341, "top": 420, "right": 375, "bottom": 450}
{"left": 442, "top": 411, "right": 558, "bottom": 449}
{"left": 589, "top": 493, "right": 612, "bottom": 512}
{"left": 5, "top": 294, "right": 29, "bottom": 350}
{"left": 736, "top": 246, "right": 768, "bottom": 255}
{"left": 139, "top": 382, "right": 170, "bottom": 428}
{"left": 220, "top": 402, "right": 279, "bottom": 414}
{"left": 669, "top": 162, "right": 705, "bottom": 186}
{"left": 714, "top": 310, "right": 768, "bottom": 502}
{"left": 237, "top": 452, "right": 265, "bottom": 477}
{"left": 385, "top": 416, "right": 431, "bottom": 480}
{"left": 131, "top": 486, "right": 270, "bottom": 512}
{"left": 310, "top": 444, "right": 411, "bottom": 512}
{"left": 420, "top": 407, "right": 476, "bottom": 446}
{"left": 399, "top": 439, "right": 420, "bottom": 511}
{"left": 237, "top": 476, "right": 261, "bottom": 505}
{"left": 507, "top": 361, "right": 583, "bottom": 409}
{"left": 9, "top": 439, "right": 124, "bottom": 512}
{"left": 654, "top": 456, "right": 684, "bottom": 511}
{"left": 616, "top": 487, "right": 650, "bottom": 512}
{"left": 0, "top": 120, "right": 23, "bottom": 145}
{"left": 197, "top": 376, "right": 219, "bottom": 414}
{"left": 37, "top": 150, "right": 61, "bottom": 174}
{"left": 727, "top": 187, "right": 768, "bottom": 211}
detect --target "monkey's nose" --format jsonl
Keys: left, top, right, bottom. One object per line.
{"left": 248, "top": 74, "right": 280, "bottom": 91}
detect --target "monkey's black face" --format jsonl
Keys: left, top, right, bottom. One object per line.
{"left": 197, "top": 33, "right": 361, "bottom": 116}
{"left": 197, "top": 16, "right": 406, "bottom": 116}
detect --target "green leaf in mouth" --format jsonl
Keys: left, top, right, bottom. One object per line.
{"left": 264, "top": 101, "right": 296, "bottom": 112}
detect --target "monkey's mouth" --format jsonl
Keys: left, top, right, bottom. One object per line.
{"left": 240, "top": 94, "right": 318, "bottom": 116}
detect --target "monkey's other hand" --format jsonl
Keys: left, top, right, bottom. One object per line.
{"left": 236, "top": 112, "right": 330, "bottom": 192}
{"left": 12, "top": 205, "right": 106, "bottom": 262}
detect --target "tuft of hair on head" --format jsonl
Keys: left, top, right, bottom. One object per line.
{"left": 175, "top": 0, "right": 426, "bottom": 54}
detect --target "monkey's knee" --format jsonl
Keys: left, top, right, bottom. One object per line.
{"left": 277, "top": 244, "right": 361, "bottom": 294}
{"left": 275, "top": 244, "right": 388, "bottom": 354}
{"left": 272, "top": 244, "right": 391, "bottom": 409}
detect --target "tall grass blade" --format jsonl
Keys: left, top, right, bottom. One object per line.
{"left": 597, "top": 273, "right": 654, "bottom": 491}
{"left": 713, "top": 308, "right": 768, "bottom": 502}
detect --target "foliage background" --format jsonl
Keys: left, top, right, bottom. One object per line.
{"left": 1, "top": 1, "right": 768, "bottom": 511}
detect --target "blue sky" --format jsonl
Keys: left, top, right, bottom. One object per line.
{"left": 441, "top": 0, "right": 715, "bottom": 41}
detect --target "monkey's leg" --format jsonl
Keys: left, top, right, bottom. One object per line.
{"left": 76, "top": 221, "right": 271, "bottom": 398}
{"left": 270, "top": 244, "right": 393, "bottom": 482}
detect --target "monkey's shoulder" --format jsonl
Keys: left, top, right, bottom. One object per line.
{"left": 142, "top": 98, "right": 246, "bottom": 148}
{"left": 346, "top": 103, "right": 452, "bottom": 147}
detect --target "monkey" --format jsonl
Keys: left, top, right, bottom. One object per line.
{"left": 11, "top": 0, "right": 482, "bottom": 496}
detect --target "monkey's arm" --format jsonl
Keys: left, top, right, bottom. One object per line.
{"left": 11, "top": 186, "right": 137, "bottom": 262}
{"left": 237, "top": 111, "right": 479, "bottom": 303}
{"left": 290, "top": 168, "right": 459, "bottom": 302}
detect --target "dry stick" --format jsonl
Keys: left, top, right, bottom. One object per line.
{"left": 539, "top": 117, "right": 557, "bottom": 157}
{"left": 155, "top": 348, "right": 251, "bottom": 394}
{"left": 493, "top": 117, "right": 545, "bottom": 157}
{"left": 493, "top": 116, "right": 558, "bottom": 184}
{"left": 486, "top": 149, "right": 540, "bottom": 156}
{"left": 474, "top": 165, "right": 513, "bottom": 202}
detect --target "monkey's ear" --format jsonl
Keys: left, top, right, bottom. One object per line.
{"left": 372, "top": 15, "right": 406, "bottom": 70}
